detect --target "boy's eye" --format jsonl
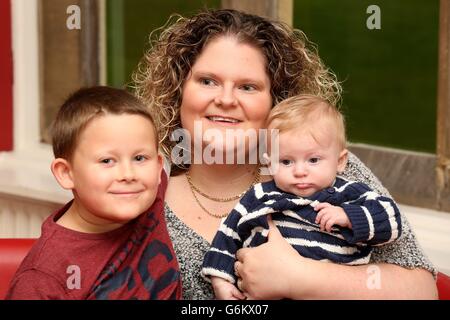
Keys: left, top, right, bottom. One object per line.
{"left": 308, "top": 157, "right": 320, "bottom": 164}
{"left": 280, "top": 159, "right": 293, "bottom": 166}
{"left": 134, "top": 155, "right": 147, "bottom": 162}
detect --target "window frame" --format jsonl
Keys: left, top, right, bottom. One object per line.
{"left": 0, "top": 0, "right": 13, "bottom": 151}
{"left": 0, "top": 0, "right": 100, "bottom": 204}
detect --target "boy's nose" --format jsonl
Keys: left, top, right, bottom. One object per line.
{"left": 119, "top": 162, "right": 136, "bottom": 182}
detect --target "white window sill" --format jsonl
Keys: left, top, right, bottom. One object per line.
{"left": 0, "top": 150, "right": 71, "bottom": 205}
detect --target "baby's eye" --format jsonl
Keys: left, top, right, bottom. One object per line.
{"left": 134, "top": 155, "right": 147, "bottom": 162}
{"left": 308, "top": 157, "right": 320, "bottom": 164}
{"left": 100, "top": 158, "right": 113, "bottom": 164}
{"left": 280, "top": 159, "right": 293, "bottom": 166}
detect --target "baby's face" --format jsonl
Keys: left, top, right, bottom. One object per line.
{"left": 69, "top": 114, "right": 162, "bottom": 231}
{"left": 270, "top": 127, "right": 347, "bottom": 197}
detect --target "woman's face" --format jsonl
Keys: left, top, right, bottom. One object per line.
{"left": 180, "top": 36, "right": 272, "bottom": 161}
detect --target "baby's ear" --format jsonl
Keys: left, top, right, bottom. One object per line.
{"left": 261, "top": 152, "right": 274, "bottom": 175}
{"left": 337, "top": 149, "right": 348, "bottom": 174}
{"left": 51, "top": 158, "right": 75, "bottom": 190}
{"left": 262, "top": 152, "right": 271, "bottom": 166}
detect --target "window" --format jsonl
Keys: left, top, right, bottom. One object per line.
{"left": 294, "top": 0, "right": 438, "bottom": 153}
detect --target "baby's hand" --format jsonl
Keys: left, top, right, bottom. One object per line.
{"left": 314, "top": 202, "right": 352, "bottom": 232}
{"left": 211, "top": 277, "right": 246, "bottom": 300}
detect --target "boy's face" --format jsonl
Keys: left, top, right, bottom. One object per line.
{"left": 270, "top": 125, "right": 347, "bottom": 197}
{"left": 67, "top": 114, "right": 162, "bottom": 230}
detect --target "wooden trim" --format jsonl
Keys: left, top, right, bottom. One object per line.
{"left": 277, "top": 0, "right": 293, "bottom": 26}
{"left": 81, "top": 0, "right": 100, "bottom": 86}
{"left": 38, "top": 0, "right": 100, "bottom": 143}
{"left": 0, "top": 0, "right": 13, "bottom": 151}
{"left": 349, "top": 144, "right": 441, "bottom": 210}
{"left": 221, "top": 0, "right": 293, "bottom": 25}
{"left": 437, "top": 0, "right": 450, "bottom": 211}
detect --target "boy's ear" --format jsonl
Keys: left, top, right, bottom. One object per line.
{"left": 156, "top": 154, "right": 163, "bottom": 185}
{"left": 337, "top": 149, "right": 348, "bottom": 174}
{"left": 51, "top": 158, "right": 75, "bottom": 190}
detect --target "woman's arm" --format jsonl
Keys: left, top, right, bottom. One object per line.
{"left": 235, "top": 219, "right": 437, "bottom": 299}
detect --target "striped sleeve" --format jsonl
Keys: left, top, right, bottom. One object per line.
{"left": 339, "top": 182, "right": 402, "bottom": 245}
{"left": 201, "top": 190, "right": 257, "bottom": 284}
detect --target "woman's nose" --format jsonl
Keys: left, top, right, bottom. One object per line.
{"left": 214, "top": 86, "right": 237, "bottom": 108}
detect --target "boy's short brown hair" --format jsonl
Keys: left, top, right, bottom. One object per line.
{"left": 267, "top": 94, "right": 347, "bottom": 150}
{"left": 51, "top": 86, "right": 157, "bottom": 160}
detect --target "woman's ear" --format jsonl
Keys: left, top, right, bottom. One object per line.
{"left": 337, "top": 149, "right": 348, "bottom": 174}
{"left": 51, "top": 158, "right": 75, "bottom": 190}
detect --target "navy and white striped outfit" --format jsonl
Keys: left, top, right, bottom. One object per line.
{"left": 201, "top": 177, "right": 402, "bottom": 284}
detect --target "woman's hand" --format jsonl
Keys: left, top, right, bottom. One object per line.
{"left": 234, "top": 218, "right": 438, "bottom": 300}
{"left": 234, "top": 217, "right": 310, "bottom": 299}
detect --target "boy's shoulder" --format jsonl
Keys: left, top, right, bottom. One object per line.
{"left": 11, "top": 203, "right": 95, "bottom": 277}
{"left": 7, "top": 202, "right": 137, "bottom": 299}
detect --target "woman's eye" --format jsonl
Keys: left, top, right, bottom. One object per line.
{"left": 241, "top": 84, "right": 256, "bottom": 91}
{"left": 200, "top": 78, "right": 216, "bottom": 86}
{"left": 280, "top": 159, "right": 293, "bottom": 166}
{"left": 309, "top": 157, "right": 320, "bottom": 164}
{"left": 135, "top": 155, "right": 147, "bottom": 162}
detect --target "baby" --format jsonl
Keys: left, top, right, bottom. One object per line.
{"left": 202, "top": 94, "right": 402, "bottom": 299}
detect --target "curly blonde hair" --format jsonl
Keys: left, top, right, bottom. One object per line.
{"left": 132, "top": 9, "right": 341, "bottom": 172}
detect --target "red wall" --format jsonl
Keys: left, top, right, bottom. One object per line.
{"left": 0, "top": 0, "right": 13, "bottom": 151}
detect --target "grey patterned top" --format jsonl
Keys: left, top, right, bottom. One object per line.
{"left": 165, "top": 152, "right": 437, "bottom": 300}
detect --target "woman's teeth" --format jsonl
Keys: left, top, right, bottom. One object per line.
{"left": 207, "top": 116, "right": 240, "bottom": 123}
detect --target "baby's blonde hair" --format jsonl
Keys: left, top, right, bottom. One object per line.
{"left": 267, "top": 94, "right": 347, "bottom": 150}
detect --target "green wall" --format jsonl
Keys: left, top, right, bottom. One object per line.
{"left": 107, "top": 0, "right": 220, "bottom": 88}
{"left": 294, "top": 0, "right": 439, "bottom": 152}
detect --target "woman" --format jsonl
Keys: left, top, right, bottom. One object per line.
{"left": 133, "top": 9, "right": 437, "bottom": 299}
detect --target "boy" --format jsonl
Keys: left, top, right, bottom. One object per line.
{"left": 202, "top": 94, "right": 402, "bottom": 299}
{"left": 6, "top": 86, "right": 182, "bottom": 299}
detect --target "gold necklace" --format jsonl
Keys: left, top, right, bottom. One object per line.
{"left": 185, "top": 169, "right": 260, "bottom": 202}
{"left": 186, "top": 168, "right": 261, "bottom": 218}
{"left": 188, "top": 186, "right": 230, "bottom": 218}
